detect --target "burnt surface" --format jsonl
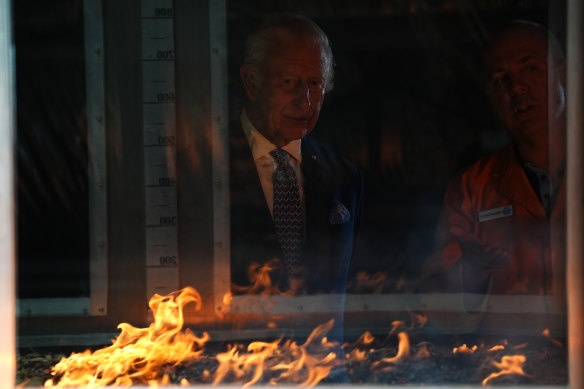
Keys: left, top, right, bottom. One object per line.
{"left": 17, "top": 334, "right": 567, "bottom": 386}
{"left": 346, "top": 336, "right": 567, "bottom": 385}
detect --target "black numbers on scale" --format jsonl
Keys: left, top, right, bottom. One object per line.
{"left": 157, "top": 92, "right": 175, "bottom": 103}
{"left": 154, "top": 8, "right": 173, "bottom": 17}
{"left": 159, "top": 255, "right": 177, "bottom": 266}
{"left": 158, "top": 136, "right": 175, "bottom": 146}
{"left": 159, "top": 216, "right": 176, "bottom": 225}
{"left": 158, "top": 177, "right": 176, "bottom": 186}
{"left": 156, "top": 50, "right": 174, "bottom": 60}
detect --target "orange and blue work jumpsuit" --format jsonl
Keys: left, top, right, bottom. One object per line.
{"left": 427, "top": 145, "right": 565, "bottom": 306}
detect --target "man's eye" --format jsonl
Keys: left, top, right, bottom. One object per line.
{"left": 308, "top": 80, "right": 324, "bottom": 92}
{"left": 491, "top": 75, "right": 505, "bottom": 86}
{"left": 282, "top": 78, "right": 295, "bottom": 86}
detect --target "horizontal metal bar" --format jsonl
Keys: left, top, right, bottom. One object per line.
{"left": 18, "top": 298, "right": 91, "bottom": 317}
{"left": 230, "top": 293, "right": 564, "bottom": 315}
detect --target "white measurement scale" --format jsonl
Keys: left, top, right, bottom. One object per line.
{"left": 141, "top": 0, "right": 178, "bottom": 300}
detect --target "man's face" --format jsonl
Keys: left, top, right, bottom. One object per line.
{"left": 485, "top": 28, "right": 565, "bottom": 142}
{"left": 243, "top": 31, "right": 328, "bottom": 147}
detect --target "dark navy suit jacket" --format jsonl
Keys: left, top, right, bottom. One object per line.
{"left": 230, "top": 123, "right": 363, "bottom": 295}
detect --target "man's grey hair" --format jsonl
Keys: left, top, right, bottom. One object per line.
{"left": 489, "top": 20, "right": 565, "bottom": 64}
{"left": 242, "top": 13, "right": 335, "bottom": 92}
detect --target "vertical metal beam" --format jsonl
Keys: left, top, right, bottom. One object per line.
{"left": 174, "top": 0, "right": 215, "bottom": 321}
{"left": 209, "top": 0, "right": 231, "bottom": 315}
{"left": 0, "top": 0, "right": 15, "bottom": 386}
{"left": 84, "top": 0, "right": 108, "bottom": 316}
{"left": 567, "top": 0, "right": 584, "bottom": 387}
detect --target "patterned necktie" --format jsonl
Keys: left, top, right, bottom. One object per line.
{"left": 270, "top": 148, "right": 303, "bottom": 277}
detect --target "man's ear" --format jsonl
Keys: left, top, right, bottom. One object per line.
{"left": 241, "top": 65, "right": 259, "bottom": 100}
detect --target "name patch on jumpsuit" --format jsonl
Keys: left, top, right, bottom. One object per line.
{"left": 478, "top": 205, "right": 513, "bottom": 222}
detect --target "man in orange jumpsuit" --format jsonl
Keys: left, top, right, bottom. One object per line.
{"left": 423, "top": 22, "right": 566, "bottom": 332}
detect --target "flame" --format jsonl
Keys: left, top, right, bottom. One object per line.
{"left": 542, "top": 328, "right": 563, "bottom": 347}
{"left": 222, "top": 292, "right": 232, "bottom": 307}
{"left": 344, "top": 331, "right": 375, "bottom": 363}
{"left": 344, "top": 331, "right": 375, "bottom": 348}
{"left": 359, "top": 331, "right": 375, "bottom": 345}
{"left": 216, "top": 292, "right": 233, "bottom": 319}
{"left": 481, "top": 355, "right": 531, "bottom": 385}
{"left": 351, "top": 271, "right": 387, "bottom": 293}
{"left": 415, "top": 342, "right": 431, "bottom": 358}
{"left": 513, "top": 343, "right": 528, "bottom": 350}
{"left": 39, "top": 281, "right": 547, "bottom": 387}
{"left": 44, "top": 287, "right": 342, "bottom": 387}
{"left": 375, "top": 332, "right": 410, "bottom": 365}
{"left": 213, "top": 319, "right": 341, "bottom": 387}
{"left": 389, "top": 321, "right": 405, "bottom": 335}
{"left": 346, "top": 349, "right": 367, "bottom": 363}
{"left": 45, "top": 287, "right": 209, "bottom": 387}
{"left": 452, "top": 344, "right": 478, "bottom": 354}
{"left": 232, "top": 259, "right": 305, "bottom": 295}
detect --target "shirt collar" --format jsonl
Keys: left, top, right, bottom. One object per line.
{"left": 522, "top": 161, "right": 549, "bottom": 178}
{"left": 241, "top": 110, "right": 302, "bottom": 163}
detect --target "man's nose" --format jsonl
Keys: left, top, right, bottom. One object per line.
{"left": 293, "top": 82, "right": 311, "bottom": 108}
{"left": 509, "top": 75, "right": 528, "bottom": 96}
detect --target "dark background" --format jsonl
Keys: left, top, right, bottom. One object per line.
{"left": 14, "top": 0, "right": 89, "bottom": 298}
{"left": 14, "top": 0, "right": 562, "bottom": 298}
{"left": 226, "top": 0, "right": 563, "bottom": 293}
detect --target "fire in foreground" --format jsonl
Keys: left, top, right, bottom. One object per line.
{"left": 42, "top": 287, "right": 564, "bottom": 387}
{"left": 45, "top": 288, "right": 210, "bottom": 387}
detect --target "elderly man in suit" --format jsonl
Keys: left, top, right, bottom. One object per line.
{"left": 229, "top": 13, "right": 363, "bottom": 295}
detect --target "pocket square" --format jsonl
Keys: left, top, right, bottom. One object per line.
{"left": 329, "top": 201, "right": 351, "bottom": 224}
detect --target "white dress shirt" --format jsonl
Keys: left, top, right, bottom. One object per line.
{"left": 241, "top": 110, "right": 304, "bottom": 216}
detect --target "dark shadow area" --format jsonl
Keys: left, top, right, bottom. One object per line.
{"left": 14, "top": 0, "right": 90, "bottom": 298}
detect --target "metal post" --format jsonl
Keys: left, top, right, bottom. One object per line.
{"left": 567, "top": 0, "right": 584, "bottom": 387}
{"left": 0, "top": 0, "right": 16, "bottom": 387}
{"left": 209, "top": 0, "right": 231, "bottom": 316}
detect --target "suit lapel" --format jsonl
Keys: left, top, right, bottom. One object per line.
{"left": 301, "top": 136, "right": 333, "bottom": 254}
{"left": 230, "top": 124, "right": 277, "bottom": 245}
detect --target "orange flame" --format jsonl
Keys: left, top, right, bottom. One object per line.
{"left": 44, "top": 287, "right": 209, "bottom": 387}
{"left": 389, "top": 321, "right": 405, "bottom": 335}
{"left": 513, "top": 343, "right": 528, "bottom": 350}
{"left": 481, "top": 355, "right": 531, "bottom": 385}
{"left": 351, "top": 271, "right": 387, "bottom": 293}
{"left": 216, "top": 292, "right": 233, "bottom": 320}
{"left": 344, "top": 331, "right": 375, "bottom": 349}
{"left": 542, "top": 328, "right": 563, "bottom": 347}
{"left": 488, "top": 345, "right": 505, "bottom": 352}
{"left": 344, "top": 331, "right": 375, "bottom": 363}
{"left": 346, "top": 349, "right": 367, "bottom": 363}
{"left": 222, "top": 292, "right": 233, "bottom": 309}
{"left": 373, "top": 332, "right": 410, "bottom": 367}
{"left": 232, "top": 259, "right": 305, "bottom": 295}
{"left": 44, "top": 287, "right": 342, "bottom": 387}
{"left": 359, "top": 331, "right": 375, "bottom": 345}
{"left": 452, "top": 344, "right": 478, "bottom": 354}
{"left": 415, "top": 342, "right": 431, "bottom": 358}
{"left": 213, "top": 319, "right": 341, "bottom": 387}
{"left": 408, "top": 311, "right": 428, "bottom": 328}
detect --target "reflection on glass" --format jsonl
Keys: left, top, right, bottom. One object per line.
{"left": 15, "top": 0, "right": 569, "bottom": 387}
